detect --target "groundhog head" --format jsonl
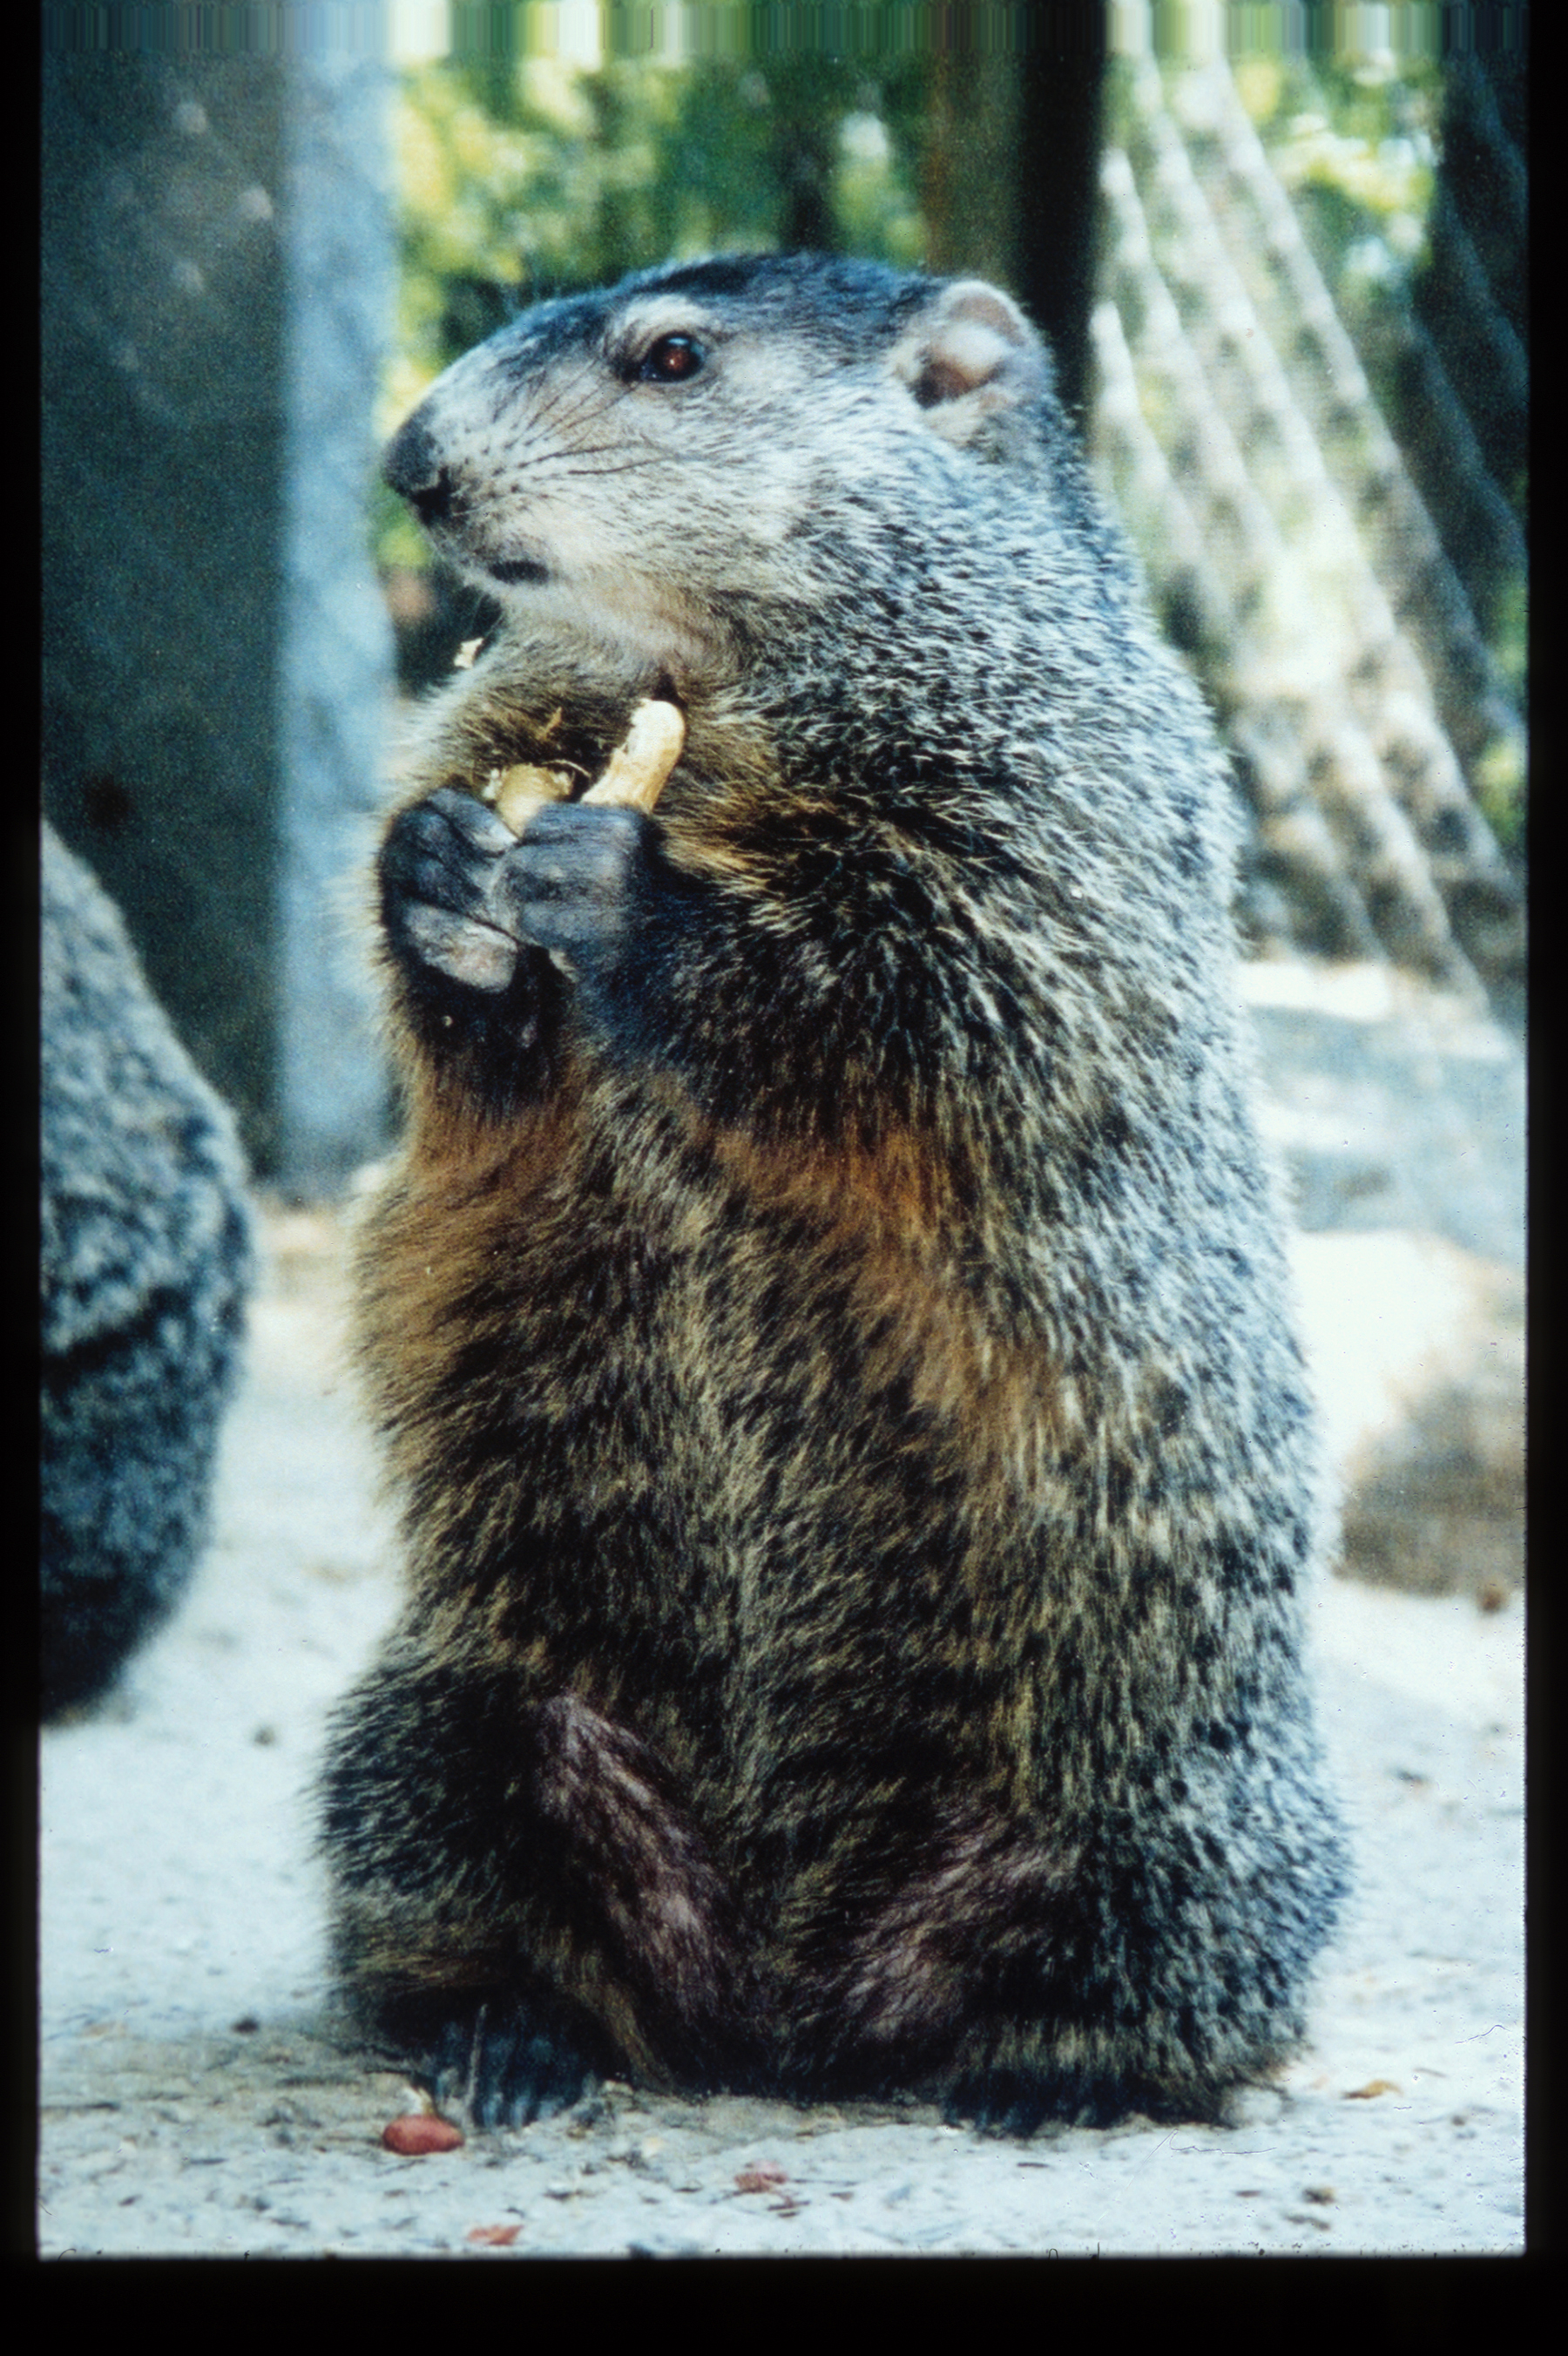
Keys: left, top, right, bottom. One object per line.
{"left": 382, "top": 254, "right": 1058, "bottom": 688}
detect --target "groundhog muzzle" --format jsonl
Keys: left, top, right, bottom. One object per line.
{"left": 321, "top": 252, "right": 1347, "bottom": 2131}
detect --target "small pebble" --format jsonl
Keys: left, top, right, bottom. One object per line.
{"left": 382, "top": 2112, "right": 464, "bottom": 2155}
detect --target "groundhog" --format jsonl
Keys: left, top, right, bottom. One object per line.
{"left": 321, "top": 253, "right": 1347, "bottom": 2132}
{"left": 41, "top": 823, "right": 253, "bottom": 1716}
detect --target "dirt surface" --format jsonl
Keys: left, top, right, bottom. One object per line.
{"left": 39, "top": 1101, "right": 1524, "bottom": 2258}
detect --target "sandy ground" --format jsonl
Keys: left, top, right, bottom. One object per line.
{"left": 37, "top": 1181, "right": 1524, "bottom": 2261}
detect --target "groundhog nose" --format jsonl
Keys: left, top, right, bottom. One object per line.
{"left": 383, "top": 414, "right": 452, "bottom": 527}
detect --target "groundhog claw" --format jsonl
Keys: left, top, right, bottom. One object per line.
{"left": 422, "top": 1995, "right": 602, "bottom": 2129}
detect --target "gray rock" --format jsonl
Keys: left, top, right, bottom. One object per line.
{"left": 41, "top": 823, "right": 254, "bottom": 1716}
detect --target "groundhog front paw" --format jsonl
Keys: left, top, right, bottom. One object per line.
{"left": 502, "top": 800, "right": 648, "bottom": 963}
{"left": 381, "top": 787, "right": 529, "bottom": 995}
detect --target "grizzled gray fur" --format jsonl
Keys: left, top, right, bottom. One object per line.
{"left": 321, "top": 254, "right": 1347, "bottom": 2131}
{"left": 41, "top": 823, "right": 253, "bottom": 1716}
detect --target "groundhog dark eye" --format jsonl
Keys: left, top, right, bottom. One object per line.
{"left": 638, "top": 334, "right": 706, "bottom": 384}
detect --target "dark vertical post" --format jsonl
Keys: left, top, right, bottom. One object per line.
{"left": 916, "top": 23, "right": 1106, "bottom": 427}
{"left": 1011, "top": 30, "right": 1109, "bottom": 428}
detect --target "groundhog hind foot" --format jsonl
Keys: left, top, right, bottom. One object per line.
{"left": 394, "top": 1987, "right": 620, "bottom": 2129}
{"left": 942, "top": 2058, "right": 1231, "bottom": 2138}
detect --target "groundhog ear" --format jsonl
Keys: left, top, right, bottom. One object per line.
{"left": 893, "top": 280, "right": 1049, "bottom": 442}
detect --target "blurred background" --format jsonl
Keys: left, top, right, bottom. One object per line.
{"left": 40, "top": 1, "right": 1525, "bottom": 1611}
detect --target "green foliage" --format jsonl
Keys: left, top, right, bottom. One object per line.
{"left": 1233, "top": 51, "right": 1442, "bottom": 309}
{"left": 386, "top": 53, "right": 931, "bottom": 451}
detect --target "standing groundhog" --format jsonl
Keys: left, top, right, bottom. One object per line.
{"left": 321, "top": 253, "right": 1346, "bottom": 2131}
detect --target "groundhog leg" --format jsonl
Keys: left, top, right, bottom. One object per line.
{"left": 321, "top": 1646, "right": 757, "bottom": 2124}
{"left": 779, "top": 1811, "right": 1085, "bottom": 2121}
{"left": 787, "top": 1804, "right": 1310, "bottom": 2130}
